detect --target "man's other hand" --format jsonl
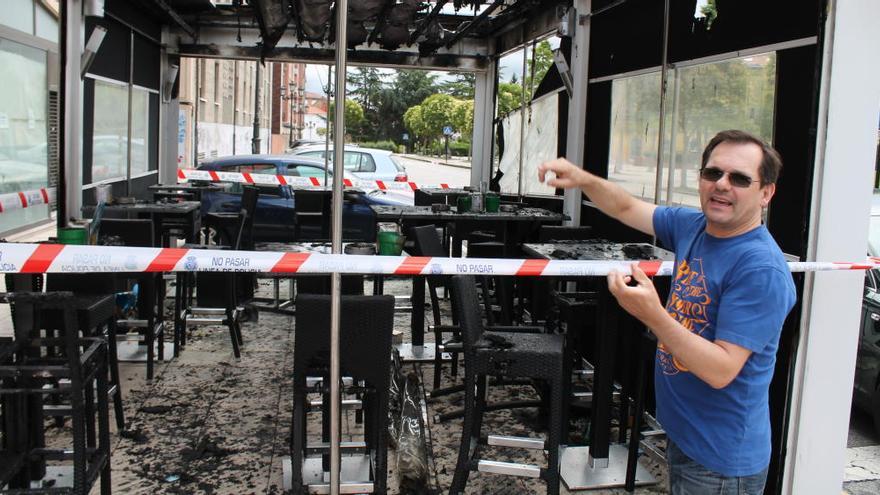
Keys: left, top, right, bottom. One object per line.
{"left": 607, "top": 262, "right": 666, "bottom": 327}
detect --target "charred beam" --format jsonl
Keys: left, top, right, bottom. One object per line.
{"left": 178, "top": 43, "right": 490, "bottom": 71}
{"left": 408, "top": 0, "right": 449, "bottom": 45}
{"left": 444, "top": 0, "right": 503, "bottom": 49}
{"left": 143, "top": 0, "right": 197, "bottom": 39}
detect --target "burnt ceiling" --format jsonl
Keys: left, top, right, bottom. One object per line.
{"left": 134, "top": 0, "right": 567, "bottom": 68}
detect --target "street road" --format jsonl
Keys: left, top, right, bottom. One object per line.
{"left": 393, "top": 155, "right": 471, "bottom": 187}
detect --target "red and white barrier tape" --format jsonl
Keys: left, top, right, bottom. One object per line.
{"left": 177, "top": 168, "right": 460, "bottom": 192}
{"left": 0, "top": 243, "right": 877, "bottom": 276}
{"left": 0, "top": 188, "right": 54, "bottom": 214}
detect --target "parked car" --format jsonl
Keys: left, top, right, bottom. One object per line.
{"left": 290, "top": 145, "right": 409, "bottom": 183}
{"left": 854, "top": 191, "right": 880, "bottom": 435}
{"left": 195, "top": 154, "right": 410, "bottom": 242}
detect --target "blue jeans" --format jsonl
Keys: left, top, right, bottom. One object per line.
{"left": 667, "top": 439, "right": 768, "bottom": 495}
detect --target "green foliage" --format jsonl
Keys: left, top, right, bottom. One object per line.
{"left": 429, "top": 139, "right": 470, "bottom": 157}
{"left": 497, "top": 82, "right": 525, "bottom": 117}
{"left": 327, "top": 98, "right": 365, "bottom": 138}
{"left": 419, "top": 93, "right": 459, "bottom": 140}
{"left": 525, "top": 40, "right": 554, "bottom": 97}
{"left": 356, "top": 140, "right": 399, "bottom": 152}
{"left": 440, "top": 72, "right": 476, "bottom": 99}
{"left": 451, "top": 100, "right": 474, "bottom": 138}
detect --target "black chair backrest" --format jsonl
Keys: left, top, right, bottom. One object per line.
{"left": 450, "top": 275, "right": 484, "bottom": 348}
{"left": 538, "top": 225, "right": 593, "bottom": 242}
{"left": 240, "top": 185, "right": 259, "bottom": 249}
{"left": 412, "top": 224, "right": 445, "bottom": 257}
{"left": 99, "top": 218, "right": 155, "bottom": 247}
{"left": 293, "top": 294, "right": 394, "bottom": 384}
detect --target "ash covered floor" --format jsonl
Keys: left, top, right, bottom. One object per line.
{"left": 49, "top": 276, "right": 668, "bottom": 494}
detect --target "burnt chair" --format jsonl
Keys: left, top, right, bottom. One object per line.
{"left": 96, "top": 217, "right": 167, "bottom": 380}
{"left": 291, "top": 294, "right": 395, "bottom": 495}
{"left": 178, "top": 209, "right": 249, "bottom": 359}
{"left": 293, "top": 189, "right": 330, "bottom": 241}
{"left": 0, "top": 292, "right": 111, "bottom": 494}
{"left": 448, "top": 275, "right": 568, "bottom": 495}
{"left": 411, "top": 224, "right": 461, "bottom": 391}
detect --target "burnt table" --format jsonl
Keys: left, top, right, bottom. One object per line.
{"left": 371, "top": 205, "right": 566, "bottom": 361}
{"left": 84, "top": 200, "right": 202, "bottom": 246}
{"left": 522, "top": 241, "right": 673, "bottom": 490}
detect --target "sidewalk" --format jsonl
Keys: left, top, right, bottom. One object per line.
{"left": 398, "top": 153, "right": 471, "bottom": 169}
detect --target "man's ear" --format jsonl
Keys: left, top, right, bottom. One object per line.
{"left": 761, "top": 183, "right": 776, "bottom": 208}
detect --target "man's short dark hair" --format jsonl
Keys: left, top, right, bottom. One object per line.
{"left": 700, "top": 130, "right": 783, "bottom": 186}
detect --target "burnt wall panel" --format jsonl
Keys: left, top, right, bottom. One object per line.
{"left": 86, "top": 16, "right": 129, "bottom": 82}
{"left": 768, "top": 45, "right": 819, "bottom": 258}
{"left": 588, "top": 0, "right": 664, "bottom": 79}
{"left": 105, "top": 0, "right": 162, "bottom": 41}
{"left": 132, "top": 34, "right": 160, "bottom": 90}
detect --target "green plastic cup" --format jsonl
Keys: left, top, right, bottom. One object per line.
{"left": 377, "top": 231, "right": 404, "bottom": 255}
{"left": 456, "top": 194, "right": 471, "bottom": 213}
{"left": 485, "top": 193, "right": 500, "bottom": 212}
{"left": 57, "top": 227, "right": 88, "bottom": 245}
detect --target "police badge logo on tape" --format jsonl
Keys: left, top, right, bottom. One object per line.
{"left": 430, "top": 263, "right": 443, "bottom": 275}
{"left": 124, "top": 255, "right": 138, "bottom": 271}
{"left": 184, "top": 256, "right": 198, "bottom": 271}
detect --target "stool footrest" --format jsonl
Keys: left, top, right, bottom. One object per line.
{"left": 190, "top": 307, "right": 227, "bottom": 315}
{"left": 186, "top": 317, "right": 225, "bottom": 325}
{"left": 305, "top": 441, "right": 367, "bottom": 454}
{"left": 308, "top": 398, "right": 362, "bottom": 409}
{"left": 486, "top": 435, "right": 545, "bottom": 450}
{"left": 477, "top": 460, "right": 542, "bottom": 478}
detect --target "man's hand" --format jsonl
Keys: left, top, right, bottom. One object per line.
{"left": 607, "top": 262, "right": 667, "bottom": 328}
{"left": 538, "top": 158, "right": 590, "bottom": 189}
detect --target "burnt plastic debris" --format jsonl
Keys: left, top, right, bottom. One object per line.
{"left": 387, "top": 351, "right": 404, "bottom": 450}
{"left": 546, "top": 240, "right": 659, "bottom": 261}
{"left": 396, "top": 372, "right": 430, "bottom": 493}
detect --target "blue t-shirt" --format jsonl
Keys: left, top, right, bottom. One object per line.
{"left": 652, "top": 206, "right": 796, "bottom": 477}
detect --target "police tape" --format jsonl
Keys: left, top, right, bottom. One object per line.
{"left": 177, "top": 168, "right": 460, "bottom": 192}
{"left": 0, "top": 188, "right": 54, "bottom": 214}
{"left": 0, "top": 242, "right": 877, "bottom": 276}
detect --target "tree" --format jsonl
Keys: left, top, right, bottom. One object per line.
{"left": 451, "top": 99, "right": 474, "bottom": 140}
{"left": 327, "top": 98, "right": 365, "bottom": 141}
{"left": 394, "top": 70, "right": 439, "bottom": 108}
{"left": 440, "top": 72, "right": 476, "bottom": 99}
{"left": 403, "top": 105, "right": 428, "bottom": 150}
{"left": 497, "top": 82, "right": 524, "bottom": 117}
{"left": 525, "top": 40, "right": 554, "bottom": 98}
{"left": 347, "top": 67, "right": 386, "bottom": 141}
{"left": 419, "top": 93, "right": 459, "bottom": 142}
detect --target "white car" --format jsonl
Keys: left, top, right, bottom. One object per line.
{"left": 291, "top": 145, "right": 408, "bottom": 183}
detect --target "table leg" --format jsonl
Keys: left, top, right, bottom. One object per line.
{"left": 588, "top": 287, "right": 619, "bottom": 467}
{"left": 411, "top": 276, "right": 425, "bottom": 347}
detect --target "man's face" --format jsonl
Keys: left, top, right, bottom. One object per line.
{"left": 698, "top": 141, "right": 776, "bottom": 238}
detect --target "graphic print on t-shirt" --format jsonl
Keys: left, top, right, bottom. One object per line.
{"left": 658, "top": 258, "right": 712, "bottom": 374}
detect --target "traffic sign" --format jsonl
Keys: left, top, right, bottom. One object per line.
{"left": 442, "top": 125, "right": 453, "bottom": 136}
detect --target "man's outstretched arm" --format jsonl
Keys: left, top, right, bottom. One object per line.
{"left": 538, "top": 158, "right": 656, "bottom": 236}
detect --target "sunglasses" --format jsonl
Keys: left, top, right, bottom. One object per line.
{"left": 699, "top": 167, "right": 755, "bottom": 188}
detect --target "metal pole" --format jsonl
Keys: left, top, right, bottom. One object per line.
{"left": 664, "top": 69, "right": 680, "bottom": 205}
{"left": 194, "top": 61, "right": 200, "bottom": 165}
{"left": 330, "top": 0, "right": 348, "bottom": 492}
{"left": 324, "top": 65, "right": 331, "bottom": 187}
{"left": 517, "top": 40, "right": 527, "bottom": 198}
{"left": 126, "top": 31, "right": 134, "bottom": 196}
{"left": 652, "top": 0, "right": 671, "bottom": 205}
{"left": 289, "top": 67, "right": 295, "bottom": 148}
{"left": 252, "top": 61, "right": 262, "bottom": 154}
{"left": 233, "top": 62, "right": 237, "bottom": 155}
{"left": 61, "top": 0, "right": 83, "bottom": 225}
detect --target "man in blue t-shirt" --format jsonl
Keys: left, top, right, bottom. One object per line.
{"left": 538, "top": 130, "right": 796, "bottom": 494}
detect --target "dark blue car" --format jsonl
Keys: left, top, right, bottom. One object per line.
{"left": 195, "top": 155, "right": 411, "bottom": 242}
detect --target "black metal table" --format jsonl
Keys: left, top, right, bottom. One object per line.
{"left": 522, "top": 241, "right": 672, "bottom": 490}
{"left": 85, "top": 200, "right": 202, "bottom": 246}
{"left": 148, "top": 183, "right": 222, "bottom": 202}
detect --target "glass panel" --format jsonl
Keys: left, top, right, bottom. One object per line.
{"left": 664, "top": 53, "right": 776, "bottom": 206}
{"left": 35, "top": 4, "right": 58, "bottom": 43}
{"left": 0, "top": 0, "right": 34, "bottom": 35}
{"left": 130, "top": 88, "right": 149, "bottom": 176}
{"left": 296, "top": 165, "right": 327, "bottom": 178}
{"left": 92, "top": 80, "right": 128, "bottom": 182}
{"left": 359, "top": 153, "right": 376, "bottom": 172}
{"left": 0, "top": 38, "right": 49, "bottom": 233}
{"left": 608, "top": 72, "right": 662, "bottom": 200}
{"left": 342, "top": 151, "right": 360, "bottom": 171}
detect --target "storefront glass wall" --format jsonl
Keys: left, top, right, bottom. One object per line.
{"left": 608, "top": 53, "right": 777, "bottom": 207}
{"left": 0, "top": 37, "right": 49, "bottom": 233}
